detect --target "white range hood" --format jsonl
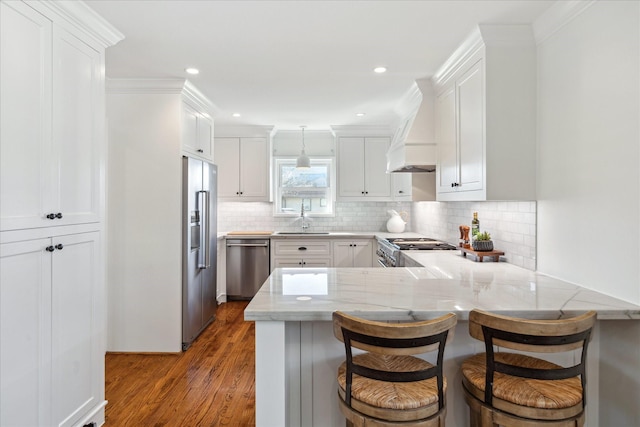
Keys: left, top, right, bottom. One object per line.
{"left": 387, "top": 79, "right": 437, "bottom": 173}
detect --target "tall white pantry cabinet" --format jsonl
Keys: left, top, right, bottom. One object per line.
{"left": 0, "top": 1, "right": 122, "bottom": 427}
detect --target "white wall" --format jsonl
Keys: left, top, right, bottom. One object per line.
{"left": 107, "top": 93, "right": 183, "bottom": 352}
{"left": 536, "top": 1, "right": 640, "bottom": 304}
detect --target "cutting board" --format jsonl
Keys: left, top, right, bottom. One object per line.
{"left": 227, "top": 231, "right": 274, "bottom": 235}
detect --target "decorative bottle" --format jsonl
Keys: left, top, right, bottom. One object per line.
{"left": 471, "top": 212, "right": 480, "bottom": 239}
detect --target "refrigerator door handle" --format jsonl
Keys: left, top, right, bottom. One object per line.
{"left": 198, "top": 190, "right": 211, "bottom": 269}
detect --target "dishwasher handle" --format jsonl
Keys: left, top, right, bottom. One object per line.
{"left": 226, "top": 242, "right": 270, "bottom": 247}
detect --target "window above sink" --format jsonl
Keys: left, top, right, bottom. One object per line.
{"left": 273, "top": 158, "right": 335, "bottom": 217}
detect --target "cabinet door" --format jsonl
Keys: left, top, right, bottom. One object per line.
{"left": 332, "top": 241, "right": 353, "bottom": 268}
{"left": 1, "top": 238, "right": 53, "bottom": 427}
{"left": 0, "top": 2, "right": 52, "bottom": 231}
{"left": 182, "top": 102, "right": 199, "bottom": 156}
{"left": 363, "top": 137, "right": 391, "bottom": 198}
{"left": 53, "top": 27, "right": 102, "bottom": 227}
{"left": 197, "top": 115, "right": 213, "bottom": 160}
{"left": 338, "top": 137, "right": 366, "bottom": 197}
{"left": 239, "top": 137, "right": 269, "bottom": 200}
{"left": 436, "top": 86, "right": 457, "bottom": 193}
{"left": 214, "top": 137, "right": 241, "bottom": 198}
{"left": 392, "top": 173, "right": 412, "bottom": 200}
{"left": 457, "top": 59, "right": 484, "bottom": 192}
{"left": 52, "top": 231, "right": 101, "bottom": 427}
{"left": 351, "top": 240, "right": 373, "bottom": 267}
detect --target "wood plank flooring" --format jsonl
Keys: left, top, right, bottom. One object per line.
{"left": 105, "top": 301, "right": 255, "bottom": 426}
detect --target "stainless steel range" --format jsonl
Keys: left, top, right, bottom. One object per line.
{"left": 376, "top": 237, "right": 456, "bottom": 267}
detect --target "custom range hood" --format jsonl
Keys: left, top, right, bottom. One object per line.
{"left": 386, "top": 79, "right": 437, "bottom": 173}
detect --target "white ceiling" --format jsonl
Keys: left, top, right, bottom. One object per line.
{"left": 86, "top": 0, "right": 554, "bottom": 130}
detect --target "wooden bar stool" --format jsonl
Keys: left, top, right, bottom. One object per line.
{"left": 333, "top": 311, "right": 457, "bottom": 427}
{"left": 461, "top": 309, "right": 596, "bottom": 427}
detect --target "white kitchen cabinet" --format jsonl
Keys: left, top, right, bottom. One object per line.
{"left": 332, "top": 240, "right": 374, "bottom": 267}
{"left": 215, "top": 137, "right": 270, "bottom": 201}
{"left": 271, "top": 239, "right": 332, "bottom": 271}
{"left": 435, "top": 59, "right": 483, "bottom": 195}
{"left": 432, "top": 25, "right": 536, "bottom": 201}
{"left": 391, "top": 174, "right": 413, "bottom": 200}
{"left": 182, "top": 101, "right": 213, "bottom": 161}
{"left": 1, "top": 1, "right": 102, "bottom": 232}
{"left": 337, "top": 137, "right": 391, "bottom": 200}
{"left": 1, "top": 231, "right": 104, "bottom": 427}
{"left": 0, "top": 1, "right": 121, "bottom": 426}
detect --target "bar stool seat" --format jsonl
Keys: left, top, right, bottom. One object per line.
{"left": 333, "top": 311, "right": 457, "bottom": 427}
{"left": 460, "top": 309, "right": 596, "bottom": 427}
{"left": 337, "top": 353, "right": 445, "bottom": 420}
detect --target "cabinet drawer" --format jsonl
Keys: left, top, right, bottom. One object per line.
{"left": 273, "top": 240, "right": 331, "bottom": 256}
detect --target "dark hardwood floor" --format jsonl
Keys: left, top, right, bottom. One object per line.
{"left": 105, "top": 301, "right": 255, "bottom": 426}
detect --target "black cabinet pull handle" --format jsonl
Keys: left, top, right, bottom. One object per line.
{"left": 197, "top": 149, "right": 203, "bottom": 153}
{"left": 55, "top": 244, "right": 63, "bottom": 250}
{"left": 298, "top": 247, "right": 307, "bottom": 251}
{"left": 45, "top": 246, "right": 55, "bottom": 252}
{"left": 55, "top": 212, "right": 63, "bottom": 219}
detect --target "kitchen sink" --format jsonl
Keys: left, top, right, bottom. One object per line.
{"left": 275, "top": 232, "right": 330, "bottom": 235}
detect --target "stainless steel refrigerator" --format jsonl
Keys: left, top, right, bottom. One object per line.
{"left": 182, "top": 156, "right": 217, "bottom": 350}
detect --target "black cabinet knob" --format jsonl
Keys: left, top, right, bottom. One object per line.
{"left": 298, "top": 247, "right": 307, "bottom": 251}
{"left": 197, "top": 149, "right": 204, "bottom": 153}
{"left": 45, "top": 246, "right": 55, "bottom": 252}
{"left": 398, "top": 190, "right": 404, "bottom": 194}
{"left": 361, "top": 191, "right": 365, "bottom": 195}
{"left": 55, "top": 244, "right": 63, "bottom": 250}
{"left": 55, "top": 212, "right": 63, "bottom": 219}
{"left": 365, "top": 191, "right": 368, "bottom": 194}
{"left": 47, "top": 213, "right": 56, "bottom": 219}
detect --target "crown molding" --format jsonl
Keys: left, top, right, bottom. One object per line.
{"left": 106, "top": 78, "right": 187, "bottom": 94}
{"left": 215, "top": 125, "right": 275, "bottom": 138}
{"left": 533, "top": 0, "right": 597, "bottom": 45}
{"left": 329, "top": 125, "right": 394, "bottom": 137}
{"left": 29, "top": 0, "right": 124, "bottom": 48}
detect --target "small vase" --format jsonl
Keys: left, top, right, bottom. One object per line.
{"left": 472, "top": 240, "right": 494, "bottom": 252}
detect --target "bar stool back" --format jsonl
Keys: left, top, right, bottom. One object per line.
{"left": 461, "top": 309, "right": 596, "bottom": 427}
{"left": 333, "top": 311, "right": 457, "bottom": 427}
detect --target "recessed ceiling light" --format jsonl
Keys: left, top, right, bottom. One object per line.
{"left": 232, "top": 113, "right": 241, "bottom": 117}
{"left": 373, "top": 67, "right": 387, "bottom": 74}
{"left": 356, "top": 113, "right": 366, "bottom": 117}
{"left": 185, "top": 68, "right": 199, "bottom": 75}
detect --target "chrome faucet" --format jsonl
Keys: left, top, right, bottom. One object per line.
{"left": 300, "top": 203, "right": 310, "bottom": 232}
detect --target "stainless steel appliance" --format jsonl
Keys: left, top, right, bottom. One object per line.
{"left": 376, "top": 237, "right": 456, "bottom": 267}
{"left": 182, "top": 156, "right": 217, "bottom": 350}
{"left": 226, "top": 238, "right": 270, "bottom": 300}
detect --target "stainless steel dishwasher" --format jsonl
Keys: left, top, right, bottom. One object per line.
{"left": 226, "top": 238, "right": 270, "bottom": 300}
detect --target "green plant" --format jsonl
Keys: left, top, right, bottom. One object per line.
{"left": 475, "top": 231, "right": 491, "bottom": 241}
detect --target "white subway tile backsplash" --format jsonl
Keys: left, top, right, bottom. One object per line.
{"left": 412, "top": 201, "right": 537, "bottom": 270}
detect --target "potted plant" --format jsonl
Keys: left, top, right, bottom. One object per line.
{"left": 472, "top": 231, "right": 494, "bottom": 252}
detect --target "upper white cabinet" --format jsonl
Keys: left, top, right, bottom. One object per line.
{"left": 215, "top": 136, "right": 270, "bottom": 201}
{"left": 182, "top": 99, "right": 213, "bottom": 161}
{"left": 0, "top": 1, "right": 122, "bottom": 426}
{"left": 337, "top": 137, "right": 391, "bottom": 200}
{"left": 1, "top": 1, "right": 102, "bottom": 231}
{"left": 432, "top": 25, "right": 536, "bottom": 201}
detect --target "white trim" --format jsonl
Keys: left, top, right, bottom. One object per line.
{"left": 432, "top": 26, "right": 484, "bottom": 88}
{"left": 106, "top": 78, "right": 187, "bottom": 94}
{"left": 28, "top": 0, "right": 124, "bottom": 47}
{"left": 533, "top": 0, "right": 598, "bottom": 45}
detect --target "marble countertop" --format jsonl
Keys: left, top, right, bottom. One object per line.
{"left": 220, "top": 230, "right": 427, "bottom": 239}
{"left": 244, "top": 252, "right": 640, "bottom": 322}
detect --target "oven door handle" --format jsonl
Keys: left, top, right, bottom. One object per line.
{"left": 377, "top": 258, "right": 388, "bottom": 268}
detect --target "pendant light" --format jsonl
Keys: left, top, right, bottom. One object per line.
{"left": 296, "top": 125, "right": 310, "bottom": 169}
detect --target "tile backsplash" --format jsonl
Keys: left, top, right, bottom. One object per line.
{"left": 218, "top": 200, "right": 537, "bottom": 270}
{"left": 412, "top": 201, "right": 537, "bottom": 270}
{"left": 218, "top": 201, "right": 413, "bottom": 233}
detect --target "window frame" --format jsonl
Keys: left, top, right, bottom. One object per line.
{"left": 272, "top": 157, "right": 336, "bottom": 217}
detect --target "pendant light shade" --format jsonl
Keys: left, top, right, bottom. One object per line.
{"left": 296, "top": 126, "right": 311, "bottom": 169}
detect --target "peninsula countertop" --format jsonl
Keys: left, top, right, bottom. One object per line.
{"left": 244, "top": 252, "right": 640, "bottom": 322}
